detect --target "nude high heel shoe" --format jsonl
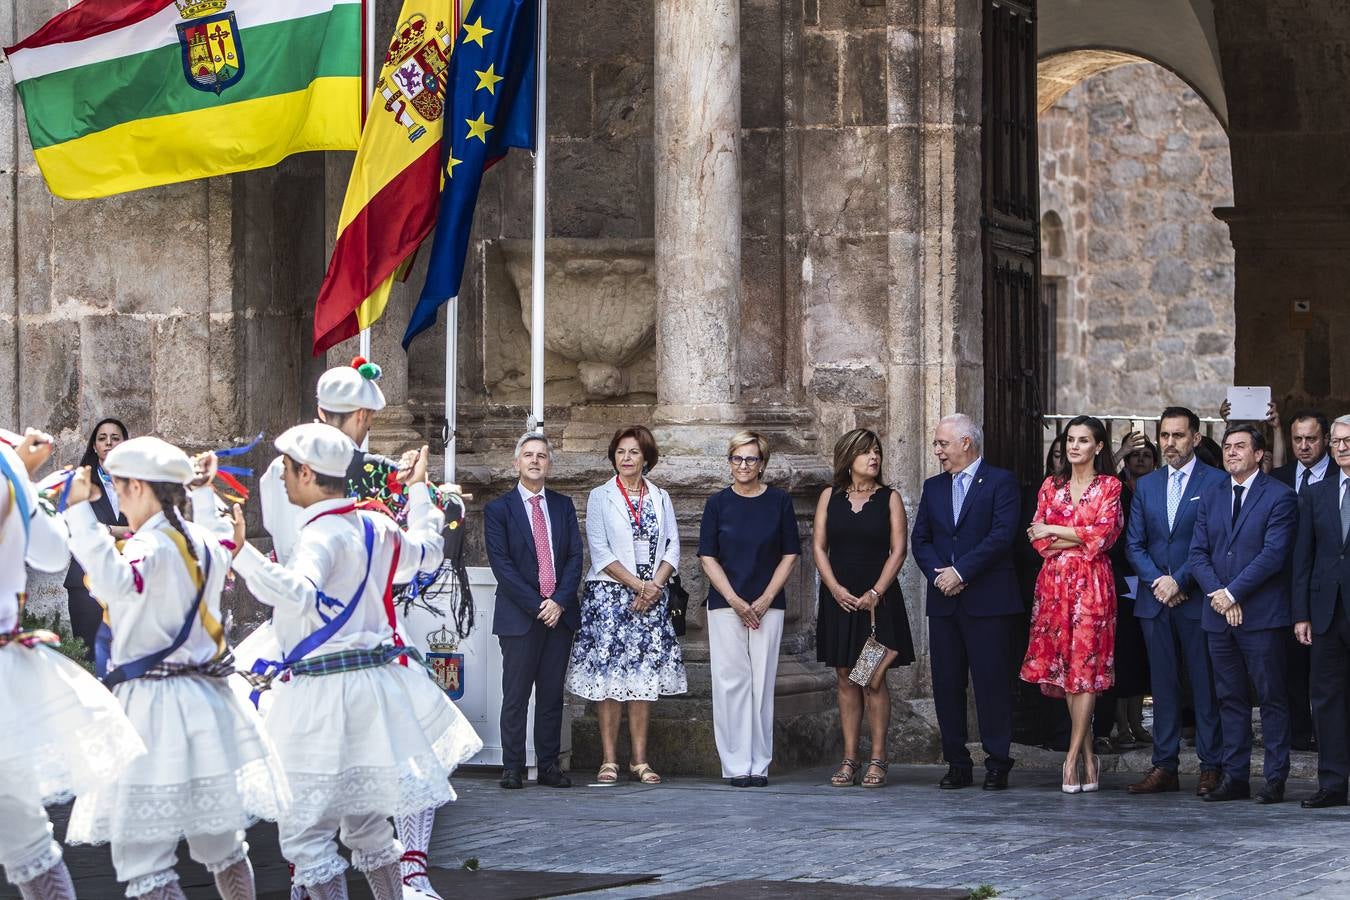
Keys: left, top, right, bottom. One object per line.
{"left": 1082, "top": 755, "right": 1100, "bottom": 793}
{"left": 1061, "top": 757, "right": 1082, "bottom": 794}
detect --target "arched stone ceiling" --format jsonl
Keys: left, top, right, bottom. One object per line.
{"left": 1037, "top": 0, "right": 1228, "bottom": 127}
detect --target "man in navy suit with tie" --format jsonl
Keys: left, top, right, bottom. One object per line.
{"left": 484, "top": 433, "right": 584, "bottom": 789}
{"left": 912, "top": 414, "right": 1022, "bottom": 791}
{"left": 1292, "top": 414, "right": 1350, "bottom": 809}
{"left": 1125, "top": 407, "right": 1227, "bottom": 796}
{"left": 1189, "top": 424, "right": 1298, "bottom": 803}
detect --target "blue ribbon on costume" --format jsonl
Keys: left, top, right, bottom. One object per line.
{"left": 97, "top": 554, "right": 213, "bottom": 687}
{"left": 213, "top": 433, "right": 265, "bottom": 479}
{"left": 247, "top": 517, "right": 376, "bottom": 707}
{"left": 0, "top": 449, "right": 32, "bottom": 550}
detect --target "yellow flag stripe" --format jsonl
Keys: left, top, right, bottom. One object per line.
{"left": 32, "top": 76, "right": 359, "bottom": 200}
{"left": 355, "top": 272, "right": 397, "bottom": 331}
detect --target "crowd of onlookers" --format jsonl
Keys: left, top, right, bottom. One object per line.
{"left": 480, "top": 401, "right": 1347, "bottom": 811}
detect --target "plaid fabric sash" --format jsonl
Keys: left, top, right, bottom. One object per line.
{"left": 140, "top": 651, "right": 238, "bottom": 680}
{"left": 287, "top": 644, "right": 425, "bottom": 678}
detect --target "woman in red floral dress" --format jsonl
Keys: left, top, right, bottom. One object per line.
{"left": 1020, "top": 416, "right": 1123, "bottom": 794}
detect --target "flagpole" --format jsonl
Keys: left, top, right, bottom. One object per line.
{"left": 528, "top": 0, "right": 547, "bottom": 436}
{"left": 444, "top": 297, "right": 458, "bottom": 483}
{"left": 358, "top": 0, "right": 377, "bottom": 362}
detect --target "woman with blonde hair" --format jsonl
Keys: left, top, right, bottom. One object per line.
{"left": 814, "top": 429, "right": 914, "bottom": 788}
{"left": 698, "top": 431, "right": 801, "bottom": 787}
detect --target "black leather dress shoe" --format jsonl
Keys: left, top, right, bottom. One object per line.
{"left": 939, "top": 765, "right": 974, "bottom": 789}
{"left": 728, "top": 775, "right": 753, "bottom": 788}
{"left": 538, "top": 765, "right": 572, "bottom": 788}
{"left": 500, "top": 769, "right": 524, "bottom": 789}
{"left": 1292, "top": 735, "right": 1317, "bottom": 752}
{"left": 983, "top": 770, "right": 1009, "bottom": 791}
{"left": 749, "top": 775, "right": 768, "bottom": 787}
{"left": 1202, "top": 776, "right": 1251, "bottom": 802}
{"left": 1301, "top": 788, "right": 1349, "bottom": 809}
{"left": 1255, "top": 780, "right": 1285, "bottom": 804}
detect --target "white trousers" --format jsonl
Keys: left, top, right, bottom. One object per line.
{"left": 112, "top": 830, "right": 245, "bottom": 897}
{"left": 281, "top": 812, "right": 400, "bottom": 887}
{"left": 707, "top": 608, "right": 784, "bottom": 778}
{"left": 0, "top": 794, "right": 61, "bottom": 886}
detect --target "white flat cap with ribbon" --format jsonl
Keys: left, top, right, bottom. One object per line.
{"left": 103, "top": 437, "right": 196, "bottom": 485}
{"left": 274, "top": 423, "right": 352, "bottom": 478}
{"left": 316, "top": 356, "right": 386, "bottom": 413}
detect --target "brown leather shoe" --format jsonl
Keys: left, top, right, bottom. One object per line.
{"left": 1127, "top": 766, "right": 1180, "bottom": 794}
{"left": 1196, "top": 769, "right": 1222, "bottom": 797}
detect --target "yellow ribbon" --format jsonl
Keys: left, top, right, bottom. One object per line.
{"left": 100, "top": 528, "right": 227, "bottom": 660}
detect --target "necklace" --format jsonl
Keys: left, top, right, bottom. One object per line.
{"left": 846, "top": 482, "right": 878, "bottom": 495}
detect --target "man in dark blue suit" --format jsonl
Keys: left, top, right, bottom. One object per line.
{"left": 912, "top": 414, "right": 1022, "bottom": 791}
{"left": 1272, "top": 408, "right": 1331, "bottom": 752}
{"left": 1189, "top": 424, "right": 1298, "bottom": 803}
{"left": 1292, "top": 414, "right": 1350, "bottom": 809}
{"left": 484, "top": 433, "right": 584, "bottom": 789}
{"left": 1125, "top": 407, "right": 1226, "bottom": 796}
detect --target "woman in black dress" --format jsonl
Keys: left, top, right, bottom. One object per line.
{"left": 65, "top": 418, "right": 130, "bottom": 659}
{"left": 813, "top": 429, "right": 915, "bottom": 788}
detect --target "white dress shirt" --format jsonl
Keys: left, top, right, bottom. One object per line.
{"left": 1168, "top": 454, "right": 1198, "bottom": 493}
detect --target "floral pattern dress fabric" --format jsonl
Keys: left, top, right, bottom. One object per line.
{"left": 1019, "top": 474, "right": 1124, "bottom": 698}
{"left": 566, "top": 494, "right": 687, "bottom": 702}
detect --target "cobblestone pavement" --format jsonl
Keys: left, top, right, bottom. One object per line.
{"left": 428, "top": 765, "right": 1350, "bottom": 899}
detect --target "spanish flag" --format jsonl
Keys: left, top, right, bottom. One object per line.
{"left": 311, "top": 0, "right": 463, "bottom": 354}
{"left": 4, "top": 0, "right": 363, "bottom": 200}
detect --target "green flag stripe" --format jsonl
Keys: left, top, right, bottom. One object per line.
{"left": 19, "top": 5, "right": 360, "bottom": 150}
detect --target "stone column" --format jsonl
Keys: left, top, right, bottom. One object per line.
{"left": 653, "top": 0, "right": 742, "bottom": 428}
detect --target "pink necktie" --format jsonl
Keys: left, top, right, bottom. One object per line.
{"left": 529, "top": 494, "right": 556, "bottom": 598}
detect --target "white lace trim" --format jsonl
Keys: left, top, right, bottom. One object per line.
{"left": 565, "top": 663, "right": 688, "bottom": 702}
{"left": 4, "top": 839, "right": 61, "bottom": 885}
{"left": 67, "top": 754, "right": 290, "bottom": 845}
{"left": 352, "top": 839, "right": 403, "bottom": 873}
{"left": 3, "top": 710, "right": 147, "bottom": 807}
{"left": 293, "top": 853, "right": 348, "bottom": 888}
{"left": 203, "top": 843, "right": 249, "bottom": 875}
{"left": 279, "top": 720, "right": 481, "bottom": 833}
{"left": 125, "top": 868, "right": 179, "bottom": 897}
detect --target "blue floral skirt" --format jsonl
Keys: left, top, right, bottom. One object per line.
{"left": 565, "top": 580, "right": 688, "bottom": 702}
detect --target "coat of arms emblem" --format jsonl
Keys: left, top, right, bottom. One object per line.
{"left": 377, "top": 14, "right": 454, "bottom": 143}
{"left": 426, "top": 624, "right": 465, "bottom": 701}
{"left": 174, "top": 1, "right": 245, "bottom": 95}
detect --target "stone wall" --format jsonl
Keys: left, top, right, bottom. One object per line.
{"left": 1039, "top": 63, "right": 1235, "bottom": 417}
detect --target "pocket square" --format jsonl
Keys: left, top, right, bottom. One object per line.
{"left": 1188, "top": 497, "right": 1199, "bottom": 502}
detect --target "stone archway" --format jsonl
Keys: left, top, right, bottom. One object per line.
{"left": 1038, "top": 56, "right": 1235, "bottom": 419}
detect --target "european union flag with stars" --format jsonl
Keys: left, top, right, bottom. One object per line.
{"left": 403, "top": 0, "right": 537, "bottom": 348}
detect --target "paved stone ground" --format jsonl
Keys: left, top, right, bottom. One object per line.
{"left": 428, "top": 765, "right": 1350, "bottom": 899}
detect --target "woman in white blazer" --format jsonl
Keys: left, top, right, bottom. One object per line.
{"left": 566, "top": 425, "right": 688, "bottom": 785}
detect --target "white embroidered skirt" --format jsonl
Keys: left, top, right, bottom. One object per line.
{"left": 0, "top": 644, "right": 145, "bottom": 807}
{"left": 266, "top": 660, "right": 482, "bottom": 834}
{"left": 67, "top": 672, "right": 290, "bottom": 845}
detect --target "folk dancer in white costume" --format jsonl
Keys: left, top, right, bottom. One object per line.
{"left": 61, "top": 437, "right": 289, "bottom": 900}
{"left": 249, "top": 358, "right": 466, "bottom": 900}
{"left": 229, "top": 424, "right": 481, "bottom": 900}
{"left": 0, "top": 428, "right": 146, "bottom": 900}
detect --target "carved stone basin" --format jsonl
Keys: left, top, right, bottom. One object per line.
{"left": 500, "top": 238, "right": 656, "bottom": 398}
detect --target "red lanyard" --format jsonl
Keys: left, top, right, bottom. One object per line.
{"left": 616, "top": 476, "right": 646, "bottom": 530}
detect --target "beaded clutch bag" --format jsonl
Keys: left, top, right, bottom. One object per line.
{"left": 848, "top": 602, "right": 898, "bottom": 689}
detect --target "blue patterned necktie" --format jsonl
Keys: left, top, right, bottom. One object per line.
{"left": 1167, "top": 469, "right": 1184, "bottom": 530}
{"left": 952, "top": 471, "right": 968, "bottom": 522}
